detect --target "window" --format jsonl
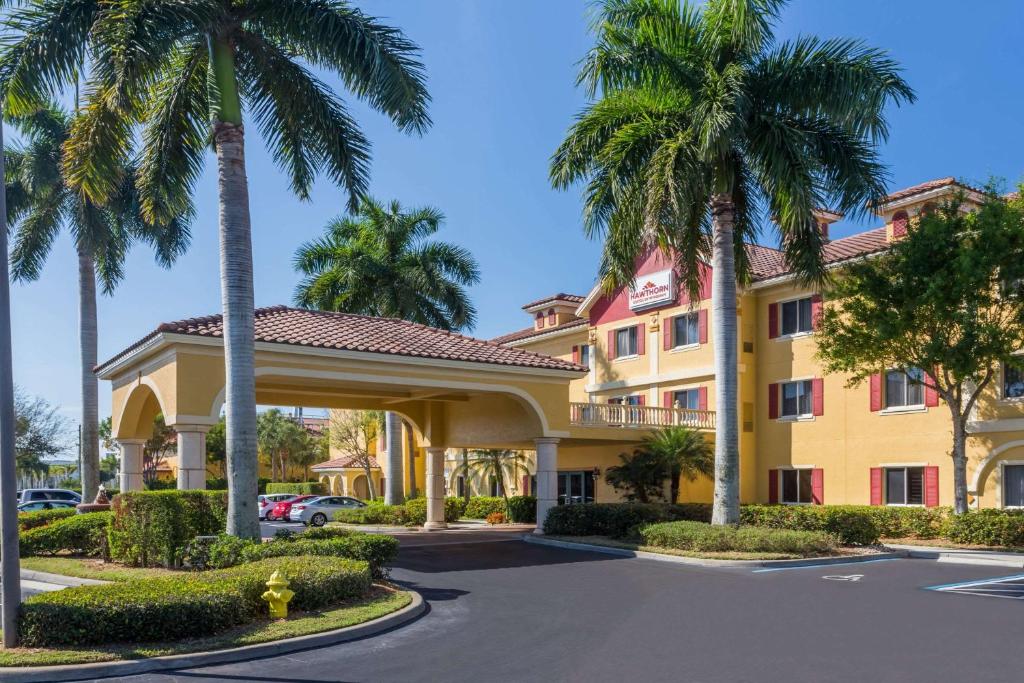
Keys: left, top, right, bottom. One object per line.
{"left": 781, "top": 469, "right": 813, "bottom": 504}
{"left": 609, "top": 395, "right": 642, "bottom": 406}
{"left": 547, "top": 308, "right": 556, "bottom": 326}
{"left": 673, "top": 389, "right": 700, "bottom": 410}
{"left": 1004, "top": 465, "right": 1024, "bottom": 508}
{"left": 885, "top": 467, "right": 924, "bottom": 505}
{"left": 780, "top": 380, "right": 813, "bottom": 418}
{"left": 489, "top": 476, "right": 504, "bottom": 497}
{"left": 615, "top": 326, "right": 638, "bottom": 357}
{"left": 1004, "top": 362, "right": 1024, "bottom": 400}
{"left": 535, "top": 311, "right": 544, "bottom": 329}
{"left": 885, "top": 368, "right": 924, "bottom": 408}
{"left": 579, "top": 344, "right": 591, "bottom": 368}
{"left": 673, "top": 313, "right": 699, "bottom": 347}
{"left": 456, "top": 475, "right": 465, "bottom": 498}
{"left": 781, "top": 297, "right": 813, "bottom": 336}
{"left": 558, "top": 471, "right": 595, "bottom": 505}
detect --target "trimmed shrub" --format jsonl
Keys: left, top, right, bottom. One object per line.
{"left": 450, "top": 497, "right": 468, "bottom": 519}
{"left": 640, "top": 521, "right": 837, "bottom": 555}
{"left": 739, "top": 505, "right": 879, "bottom": 545}
{"left": 206, "top": 477, "right": 228, "bottom": 490}
{"left": 199, "top": 531, "right": 399, "bottom": 579}
{"left": 868, "top": 506, "right": 949, "bottom": 539}
{"left": 18, "top": 556, "right": 371, "bottom": 647}
{"left": 19, "top": 512, "right": 112, "bottom": 557}
{"left": 543, "top": 503, "right": 709, "bottom": 538}
{"left": 402, "top": 497, "right": 464, "bottom": 525}
{"left": 265, "top": 481, "right": 325, "bottom": 495}
{"left": 335, "top": 502, "right": 408, "bottom": 526}
{"left": 506, "top": 496, "right": 536, "bottom": 524}
{"left": 302, "top": 526, "right": 354, "bottom": 540}
{"left": 18, "top": 507, "right": 77, "bottom": 532}
{"left": 464, "top": 496, "right": 506, "bottom": 519}
{"left": 108, "top": 490, "right": 229, "bottom": 567}
{"left": 945, "top": 509, "right": 1024, "bottom": 547}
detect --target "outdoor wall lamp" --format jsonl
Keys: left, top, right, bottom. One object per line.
{"left": 592, "top": 467, "right": 601, "bottom": 480}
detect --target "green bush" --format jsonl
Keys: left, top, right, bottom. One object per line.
{"left": 506, "top": 496, "right": 536, "bottom": 523}
{"left": 640, "top": 521, "right": 837, "bottom": 555}
{"left": 450, "top": 497, "right": 468, "bottom": 519}
{"left": 19, "top": 512, "right": 112, "bottom": 557}
{"left": 945, "top": 509, "right": 1024, "bottom": 547}
{"left": 302, "top": 526, "right": 353, "bottom": 540}
{"left": 18, "top": 556, "right": 371, "bottom": 647}
{"left": 739, "top": 505, "right": 879, "bottom": 545}
{"left": 867, "top": 506, "right": 949, "bottom": 539}
{"left": 464, "top": 496, "right": 506, "bottom": 519}
{"left": 206, "top": 477, "right": 228, "bottom": 490}
{"left": 402, "top": 497, "right": 465, "bottom": 525}
{"left": 265, "top": 481, "right": 325, "bottom": 495}
{"left": 543, "top": 503, "right": 710, "bottom": 538}
{"left": 144, "top": 478, "right": 176, "bottom": 490}
{"left": 199, "top": 531, "right": 399, "bottom": 579}
{"left": 335, "top": 501, "right": 408, "bottom": 526}
{"left": 18, "top": 507, "right": 77, "bottom": 531}
{"left": 108, "top": 490, "right": 229, "bottom": 567}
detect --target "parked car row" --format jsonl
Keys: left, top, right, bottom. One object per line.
{"left": 259, "top": 494, "right": 366, "bottom": 526}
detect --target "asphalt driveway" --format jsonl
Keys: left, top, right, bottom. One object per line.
{"left": 98, "top": 536, "right": 1023, "bottom": 683}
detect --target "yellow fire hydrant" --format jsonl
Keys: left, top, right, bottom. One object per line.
{"left": 261, "top": 571, "right": 294, "bottom": 619}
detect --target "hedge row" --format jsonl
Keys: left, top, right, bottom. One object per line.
{"left": 18, "top": 556, "right": 371, "bottom": 647}
{"left": 945, "top": 509, "right": 1024, "bottom": 547}
{"left": 265, "top": 482, "right": 325, "bottom": 495}
{"left": 18, "top": 507, "right": 77, "bottom": 531}
{"left": 459, "top": 496, "right": 537, "bottom": 523}
{"left": 108, "top": 490, "right": 229, "bottom": 567}
{"left": 19, "top": 512, "right": 112, "bottom": 557}
{"left": 334, "top": 498, "right": 464, "bottom": 526}
{"left": 542, "top": 503, "right": 711, "bottom": 539}
{"left": 640, "top": 521, "right": 837, "bottom": 555}
{"left": 463, "top": 497, "right": 506, "bottom": 519}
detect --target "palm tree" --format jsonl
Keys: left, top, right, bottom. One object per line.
{"left": 1, "top": 1, "right": 431, "bottom": 538}
{"left": 451, "top": 449, "right": 530, "bottom": 510}
{"left": 551, "top": 0, "right": 913, "bottom": 524}
{"left": 642, "top": 426, "right": 713, "bottom": 504}
{"left": 4, "top": 105, "right": 190, "bottom": 502}
{"left": 294, "top": 198, "right": 480, "bottom": 504}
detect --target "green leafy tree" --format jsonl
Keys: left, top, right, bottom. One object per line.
{"left": 550, "top": 0, "right": 913, "bottom": 524}
{"left": 294, "top": 198, "right": 480, "bottom": 503}
{"left": 816, "top": 188, "right": 1024, "bottom": 514}
{"left": 451, "top": 449, "right": 530, "bottom": 508}
{"left": 329, "top": 410, "right": 382, "bottom": 501}
{"left": 605, "top": 449, "right": 666, "bottom": 503}
{"left": 205, "top": 416, "right": 227, "bottom": 478}
{"left": 4, "top": 105, "right": 190, "bottom": 502}
{"left": 256, "top": 409, "right": 308, "bottom": 483}
{"left": 2, "top": 0, "right": 431, "bottom": 539}
{"left": 14, "top": 387, "right": 68, "bottom": 476}
{"left": 142, "top": 414, "right": 176, "bottom": 486}
{"left": 642, "top": 426, "right": 714, "bottom": 504}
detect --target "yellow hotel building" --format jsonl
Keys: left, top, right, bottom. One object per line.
{"left": 493, "top": 177, "right": 1024, "bottom": 511}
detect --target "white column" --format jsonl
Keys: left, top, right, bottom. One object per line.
{"left": 384, "top": 412, "right": 405, "bottom": 504}
{"left": 424, "top": 447, "right": 447, "bottom": 530}
{"left": 534, "top": 438, "right": 560, "bottom": 534}
{"left": 117, "top": 439, "right": 145, "bottom": 492}
{"left": 174, "top": 425, "right": 209, "bottom": 490}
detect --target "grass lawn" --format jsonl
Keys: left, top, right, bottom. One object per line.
{"left": 20, "top": 556, "right": 177, "bottom": 582}
{"left": 0, "top": 587, "right": 411, "bottom": 668}
{"left": 544, "top": 535, "right": 869, "bottom": 561}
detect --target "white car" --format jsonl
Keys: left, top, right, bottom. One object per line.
{"left": 288, "top": 496, "right": 366, "bottom": 526}
{"left": 258, "top": 493, "right": 296, "bottom": 520}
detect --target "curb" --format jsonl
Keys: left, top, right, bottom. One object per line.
{"left": 523, "top": 535, "right": 907, "bottom": 568}
{"left": 885, "top": 544, "right": 1024, "bottom": 568}
{"left": 0, "top": 589, "right": 425, "bottom": 683}
{"left": 19, "top": 569, "right": 108, "bottom": 587}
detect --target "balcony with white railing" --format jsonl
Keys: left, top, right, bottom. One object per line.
{"left": 569, "top": 402, "right": 716, "bottom": 431}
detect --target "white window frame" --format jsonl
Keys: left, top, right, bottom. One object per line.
{"left": 579, "top": 343, "right": 591, "bottom": 369}
{"left": 882, "top": 368, "right": 926, "bottom": 413}
{"left": 778, "top": 466, "right": 815, "bottom": 506}
{"left": 609, "top": 394, "right": 642, "bottom": 406}
{"left": 672, "top": 388, "right": 700, "bottom": 411}
{"left": 613, "top": 325, "right": 639, "bottom": 361}
{"left": 671, "top": 312, "right": 700, "bottom": 351}
{"left": 778, "top": 379, "right": 814, "bottom": 420}
{"left": 883, "top": 465, "right": 925, "bottom": 507}
{"left": 777, "top": 295, "right": 814, "bottom": 339}
{"left": 1000, "top": 461, "right": 1024, "bottom": 509}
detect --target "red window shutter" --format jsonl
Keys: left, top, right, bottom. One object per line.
{"left": 768, "top": 383, "right": 779, "bottom": 419}
{"left": 870, "top": 467, "right": 883, "bottom": 505}
{"left": 608, "top": 330, "right": 616, "bottom": 360}
{"left": 811, "top": 294, "right": 823, "bottom": 330}
{"left": 637, "top": 324, "right": 646, "bottom": 356}
{"left": 522, "top": 474, "right": 530, "bottom": 495}
{"left": 811, "top": 468, "right": 824, "bottom": 505}
{"left": 637, "top": 394, "right": 646, "bottom": 406}
{"left": 698, "top": 309, "right": 708, "bottom": 344}
{"left": 869, "top": 373, "right": 883, "bottom": 411}
{"left": 768, "top": 303, "right": 779, "bottom": 338}
{"left": 572, "top": 345, "right": 580, "bottom": 365}
{"left": 697, "top": 386, "right": 708, "bottom": 411}
{"left": 768, "top": 470, "right": 779, "bottom": 504}
{"left": 925, "top": 466, "right": 940, "bottom": 507}
{"left": 812, "top": 377, "right": 824, "bottom": 416}
{"left": 663, "top": 391, "right": 674, "bottom": 408}
{"left": 925, "top": 374, "right": 939, "bottom": 407}
{"left": 663, "top": 317, "right": 673, "bottom": 350}
{"left": 699, "top": 267, "right": 712, "bottom": 300}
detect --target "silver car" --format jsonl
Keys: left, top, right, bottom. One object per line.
{"left": 288, "top": 496, "right": 366, "bottom": 526}
{"left": 18, "top": 489, "right": 82, "bottom": 505}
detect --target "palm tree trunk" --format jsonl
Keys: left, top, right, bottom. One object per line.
{"left": 211, "top": 35, "right": 259, "bottom": 539}
{"left": 710, "top": 194, "right": 740, "bottom": 525}
{"left": 405, "top": 420, "right": 417, "bottom": 498}
{"left": 78, "top": 248, "right": 99, "bottom": 502}
{"left": 461, "top": 448, "right": 470, "bottom": 502}
{"left": 383, "top": 411, "right": 404, "bottom": 504}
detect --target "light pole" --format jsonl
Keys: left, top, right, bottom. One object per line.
{"left": 0, "top": 112, "right": 23, "bottom": 646}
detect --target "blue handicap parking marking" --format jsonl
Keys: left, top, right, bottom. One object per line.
{"left": 926, "top": 573, "right": 1024, "bottom": 600}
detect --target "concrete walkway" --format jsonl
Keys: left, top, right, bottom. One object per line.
{"left": 886, "top": 543, "right": 1024, "bottom": 567}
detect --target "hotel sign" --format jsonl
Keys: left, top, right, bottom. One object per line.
{"left": 628, "top": 269, "right": 675, "bottom": 310}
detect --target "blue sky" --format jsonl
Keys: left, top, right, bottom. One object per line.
{"left": 8, "top": 0, "right": 1024, "bottom": 448}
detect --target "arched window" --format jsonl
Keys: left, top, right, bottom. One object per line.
{"left": 547, "top": 308, "right": 557, "bottom": 326}
{"left": 535, "top": 311, "right": 545, "bottom": 329}
{"left": 892, "top": 210, "right": 909, "bottom": 238}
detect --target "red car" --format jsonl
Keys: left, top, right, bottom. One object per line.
{"left": 267, "top": 494, "right": 318, "bottom": 522}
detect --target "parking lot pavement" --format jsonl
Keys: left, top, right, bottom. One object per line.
{"left": 107, "top": 540, "right": 1024, "bottom": 683}
{"left": 259, "top": 519, "right": 307, "bottom": 538}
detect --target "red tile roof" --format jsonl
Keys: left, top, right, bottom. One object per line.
{"left": 313, "top": 455, "right": 379, "bottom": 470}
{"left": 492, "top": 318, "right": 588, "bottom": 345}
{"left": 521, "top": 293, "right": 585, "bottom": 310}
{"left": 743, "top": 227, "right": 890, "bottom": 282}
{"left": 97, "top": 306, "right": 587, "bottom": 374}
